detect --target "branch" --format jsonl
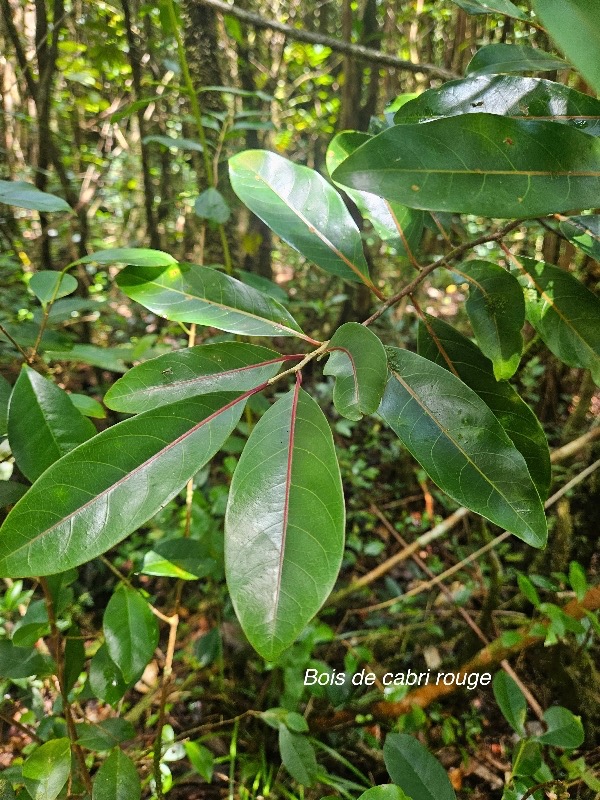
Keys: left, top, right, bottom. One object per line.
{"left": 191, "top": 0, "right": 457, "bottom": 80}
{"left": 363, "top": 220, "right": 522, "bottom": 327}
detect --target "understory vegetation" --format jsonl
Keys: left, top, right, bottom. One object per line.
{"left": 0, "top": 0, "right": 599, "bottom": 798}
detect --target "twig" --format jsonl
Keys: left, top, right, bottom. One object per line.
{"left": 0, "top": 324, "right": 30, "bottom": 361}
{"left": 192, "top": 0, "right": 457, "bottom": 80}
{"left": 362, "top": 220, "right": 522, "bottom": 327}
{"left": 39, "top": 578, "right": 92, "bottom": 794}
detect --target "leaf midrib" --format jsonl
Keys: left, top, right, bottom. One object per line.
{"left": 124, "top": 273, "right": 308, "bottom": 340}
{"left": 0, "top": 395, "right": 246, "bottom": 566}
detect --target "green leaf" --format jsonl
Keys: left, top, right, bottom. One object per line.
{"left": 105, "top": 343, "right": 286, "bottom": 413}
{"left": 92, "top": 748, "right": 141, "bottom": 800}
{"left": 326, "top": 131, "right": 424, "bottom": 254}
{"left": 0, "top": 180, "right": 70, "bottom": 212}
{"left": 332, "top": 114, "right": 600, "bottom": 218}
{"left": 194, "top": 187, "right": 231, "bottom": 224}
{"left": 450, "top": 0, "right": 528, "bottom": 20}
{"left": 532, "top": 0, "right": 600, "bottom": 95}
{"left": 379, "top": 349, "right": 547, "bottom": 546}
{"left": 117, "top": 263, "right": 308, "bottom": 340}
{"left": 78, "top": 248, "right": 177, "bottom": 267}
{"left": 0, "top": 640, "right": 54, "bottom": 679}
{"left": 22, "top": 738, "right": 71, "bottom": 800}
{"left": 553, "top": 215, "right": 600, "bottom": 258}
{"left": 236, "top": 270, "right": 289, "bottom": 304}
{"left": 89, "top": 644, "right": 130, "bottom": 705}
{"left": 44, "top": 343, "right": 129, "bottom": 373}
{"left": 493, "top": 671, "right": 527, "bottom": 735}
{"left": 0, "top": 373, "right": 10, "bottom": 436}
{"left": 225, "top": 385, "right": 345, "bottom": 660}
{"left": 395, "top": 76, "right": 600, "bottom": 136}
{"left": 142, "top": 539, "right": 216, "bottom": 580}
{"left": 323, "top": 322, "right": 388, "bottom": 421}
{"left": 69, "top": 393, "right": 106, "bottom": 419}
{"left": 76, "top": 719, "right": 135, "bottom": 751}
{"left": 568, "top": 561, "right": 587, "bottom": 601}
{"left": 538, "top": 706, "right": 585, "bottom": 748}
{"left": 29, "top": 272, "right": 78, "bottom": 305}
{"left": 12, "top": 600, "right": 49, "bottom": 647}
{"left": 8, "top": 366, "right": 96, "bottom": 482}
{"left": 143, "top": 134, "right": 204, "bottom": 152}
{"left": 229, "top": 150, "right": 373, "bottom": 287}
{"left": 357, "top": 787, "right": 412, "bottom": 800}
{"left": 103, "top": 585, "right": 159, "bottom": 683}
{"left": 0, "top": 392, "right": 248, "bottom": 577}
{"left": 0, "top": 482, "right": 28, "bottom": 508}
{"left": 184, "top": 741, "right": 214, "bottom": 782}
{"left": 518, "top": 573, "right": 541, "bottom": 607}
{"left": 513, "top": 258, "right": 600, "bottom": 384}
{"left": 278, "top": 727, "right": 318, "bottom": 787}
{"left": 417, "top": 316, "right": 551, "bottom": 499}
{"left": 383, "top": 733, "right": 456, "bottom": 800}
{"left": 64, "top": 630, "right": 85, "bottom": 692}
{"left": 460, "top": 260, "right": 524, "bottom": 380}
{"left": 512, "top": 740, "right": 542, "bottom": 777}
{"left": 466, "top": 44, "right": 568, "bottom": 75}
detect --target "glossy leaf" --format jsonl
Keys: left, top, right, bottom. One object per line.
{"left": 229, "top": 150, "right": 372, "bottom": 286}
{"left": 383, "top": 733, "right": 456, "bottom": 800}
{"left": 78, "top": 248, "right": 177, "bottom": 267}
{"left": 395, "top": 75, "right": 600, "bottom": 137}
{"left": 236, "top": 270, "right": 289, "bottom": 304}
{"left": 332, "top": 114, "right": 600, "bottom": 218}
{"left": 92, "top": 748, "right": 141, "bottom": 800}
{"left": 379, "top": 349, "right": 547, "bottom": 546}
{"left": 64, "top": 630, "right": 85, "bottom": 692}
{"left": 69, "top": 393, "right": 106, "bottom": 418}
{"left": 194, "top": 187, "right": 231, "bottom": 223}
{"left": 538, "top": 706, "right": 584, "bottom": 748}
{"left": 460, "top": 260, "right": 524, "bottom": 380}
{"left": 493, "top": 671, "right": 527, "bottom": 735}
{"left": 450, "top": 0, "right": 527, "bottom": 19}
{"left": 466, "top": 44, "right": 568, "bottom": 75}
{"left": 89, "top": 644, "right": 130, "bottom": 705}
{"left": 76, "top": 719, "right": 135, "bottom": 752}
{"left": 323, "top": 323, "right": 388, "bottom": 421}
{"left": 105, "top": 343, "right": 286, "bottom": 413}
{"left": 0, "top": 392, "right": 247, "bottom": 577}
{"left": 225, "top": 384, "right": 345, "bottom": 660}
{"left": 117, "top": 263, "right": 308, "bottom": 339}
{"left": 278, "top": 727, "right": 318, "bottom": 787}
{"left": 0, "top": 482, "right": 28, "bottom": 508}
{"left": 8, "top": 366, "right": 96, "bottom": 482}
{"left": 357, "top": 787, "right": 412, "bottom": 800}
{"left": 553, "top": 215, "right": 600, "bottom": 259}
{"left": 0, "top": 374, "right": 11, "bottom": 436}
{"left": 326, "top": 131, "right": 424, "bottom": 254}
{"left": 22, "top": 738, "right": 71, "bottom": 800}
{"left": 0, "top": 180, "right": 70, "bottom": 212}
{"left": 417, "top": 316, "right": 550, "bottom": 498}
{"left": 12, "top": 600, "right": 49, "bottom": 647}
{"left": 142, "top": 539, "right": 216, "bottom": 580}
{"left": 513, "top": 258, "right": 600, "bottom": 384}
{"left": 29, "top": 272, "right": 78, "bottom": 305}
{"left": 104, "top": 585, "right": 159, "bottom": 683}
{"left": 185, "top": 741, "right": 214, "bottom": 782}
{"left": 0, "top": 640, "right": 54, "bottom": 678}
{"left": 532, "top": 0, "right": 600, "bottom": 94}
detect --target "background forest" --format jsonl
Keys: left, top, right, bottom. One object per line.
{"left": 0, "top": 0, "right": 599, "bottom": 799}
